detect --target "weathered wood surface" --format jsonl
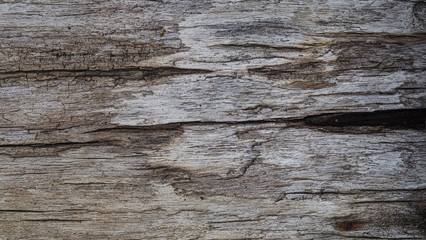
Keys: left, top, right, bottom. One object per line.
{"left": 0, "top": 0, "right": 425, "bottom": 239}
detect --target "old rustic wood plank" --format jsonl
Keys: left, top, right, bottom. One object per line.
{"left": 0, "top": 124, "right": 425, "bottom": 239}
{"left": 0, "top": 0, "right": 425, "bottom": 239}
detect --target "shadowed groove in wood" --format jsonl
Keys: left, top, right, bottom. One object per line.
{"left": 304, "top": 108, "right": 426, "bottom": 129}
{"left": 78, "top": 108, "right": 426, "bottom": 131}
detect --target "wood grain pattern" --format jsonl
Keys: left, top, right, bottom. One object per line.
{"left": 0, "top": 0, "right": 425, "bottom": 239}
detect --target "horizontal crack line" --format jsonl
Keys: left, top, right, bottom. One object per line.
{"left": 20, "top": 219, "right": 86, "bottom": 222}
{"left": 0, "top": 140, "right": 118, "bottom": 148}
{"left": 88, "top": 108, "right": 426, "bottom": 133}
{"left": 0, "top": 209, "right": 49, "bottom": 213}
{"left": 0, "top": 109, "right": 423, "bottom": 139}
{"left": 0, "top": 67, "right": 213, "bottom": 75}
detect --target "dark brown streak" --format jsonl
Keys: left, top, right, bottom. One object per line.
{"left": 304, "top": 109, "right": 426, "bottom": 129}
{"left": 350, "top": 200, "right": 425, "bottom": 204}
{"left": 212, "top": 43, "right": 308, "bottom": 51}
{"left": 21, "top": 219, "right": 86, "bottom": 222}
{"left": 0, "top": 140, "right": 118, "bottom": 148}
{"left": 0, "top": 209, "right": 49, "bottom": 213}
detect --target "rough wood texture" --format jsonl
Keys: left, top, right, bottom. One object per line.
{"left": 0, "top": 0, "right": 425, "bottom": 239}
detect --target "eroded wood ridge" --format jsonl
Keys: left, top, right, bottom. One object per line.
{"left": 1, "top": 0, "right": 425, "bottom": 239}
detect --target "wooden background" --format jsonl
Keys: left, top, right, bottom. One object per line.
{"left": 0, "top": 0, "right": 425, "bottom": 239}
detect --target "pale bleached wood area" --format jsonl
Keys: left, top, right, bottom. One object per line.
{"left": 0, "top": 0, "right": 425, "bottom": 239}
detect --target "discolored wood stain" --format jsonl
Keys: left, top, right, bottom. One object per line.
{"left": 336, "top": 221, "right": 364, "bottom": 231}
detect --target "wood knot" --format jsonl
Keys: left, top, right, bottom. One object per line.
{"left": 336, "top": 221, "right": 363, "bottom": 231}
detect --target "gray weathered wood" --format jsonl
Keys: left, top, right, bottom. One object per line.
{"left": 0, "top": 0, "right": 425, "bottom": 239}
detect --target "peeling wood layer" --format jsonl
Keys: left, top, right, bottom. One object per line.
{"left": 1, "top": 0, "right": 425, "bottom": 239}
